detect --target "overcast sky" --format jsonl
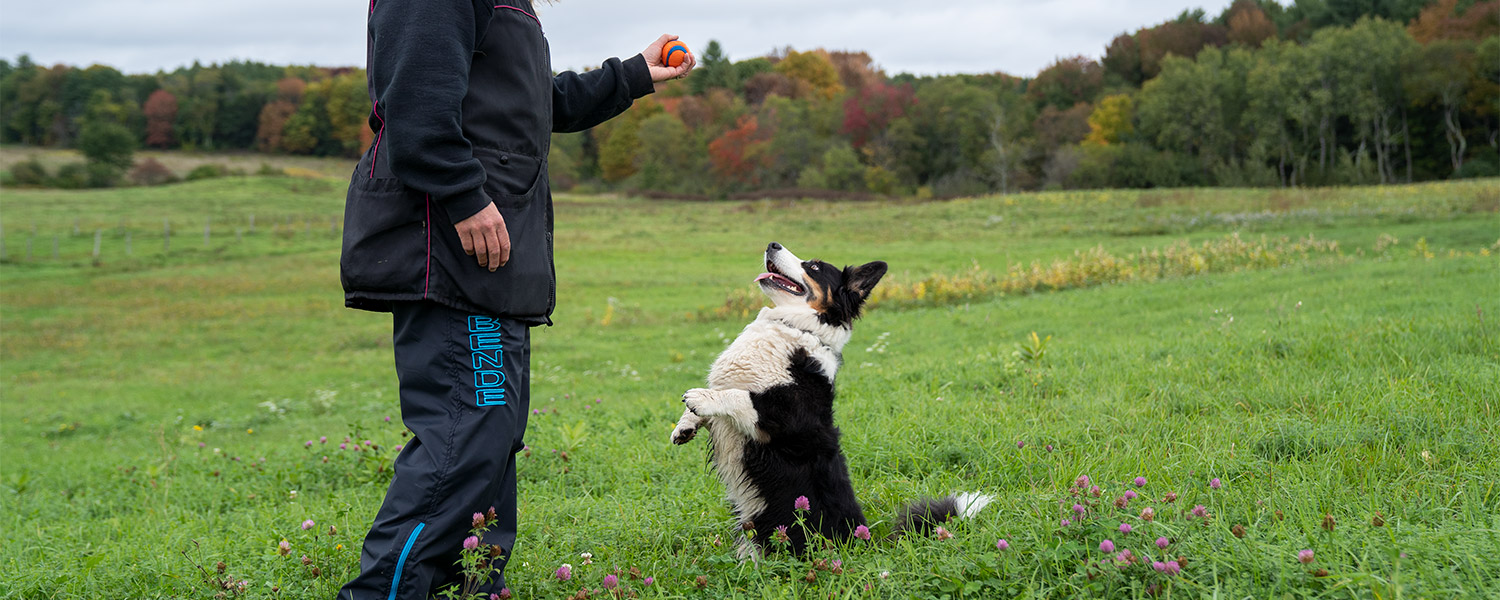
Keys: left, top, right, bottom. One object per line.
{"left": 0, "top": 0, "right": 1234, "bottom": 77}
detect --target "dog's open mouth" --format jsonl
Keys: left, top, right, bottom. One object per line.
{"left": 757, "top": 260, "right": 805, "bottom": 295}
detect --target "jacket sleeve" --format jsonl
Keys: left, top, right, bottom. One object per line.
{"left": 552, "top": 54, "right": 655, "bottom": 133}
{"left": 369, "top": 0, "right": 494, "bottom": 223}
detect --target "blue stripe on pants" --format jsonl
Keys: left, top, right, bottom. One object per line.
{"left": 388, "top": 522, "right": 426, "bottom": 600}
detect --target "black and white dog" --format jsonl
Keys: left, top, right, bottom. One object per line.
{"left": 671, "top": 242, "right": 990, "bottom": 556}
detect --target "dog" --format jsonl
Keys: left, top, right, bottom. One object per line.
{"left": 671, "top": 242, "right": 991, "bottom": 556}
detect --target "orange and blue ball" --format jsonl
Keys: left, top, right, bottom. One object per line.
{"left": 662, "top": 41, "right": 689, "bottom": 68}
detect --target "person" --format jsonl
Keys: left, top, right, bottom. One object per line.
{"left": 337, "top": 1, "right": 693, "bottom": 597}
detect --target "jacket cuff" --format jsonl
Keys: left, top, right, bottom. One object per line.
{"left": 623, "top": 54, "right": 655, "bottom": 99}
{"left": 438, "top": 187, "right": 493, "bottom": 223}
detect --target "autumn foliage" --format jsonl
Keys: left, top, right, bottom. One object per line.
{"left": 1408, "top": 0, "right": 1500, "bottom": 43}
{"left": 842, "top": 81, "right": 914, "bottom": 149}
{"left": 1226, "top": 0, "right": 1278, "bottom": 48}
{"left": 143, "top": 90, "right": 177, "bottom": 148}
{"left": 255, "top": 78, "right": 305, "bottom": 153}
{"left": 773, "top": 50, "right": 844, "bottom": 100}
{"left": 1083, "top": 95, "right": 1135, "bottom": 147}
{"left": 1028, "top": 56, "right": 1105, "bottom": 110}
{"left": 2, "top": 1, "right": 1496, "bottom": 193}
{"left": 708, "top": 116, "right": 770, "bottom": 186}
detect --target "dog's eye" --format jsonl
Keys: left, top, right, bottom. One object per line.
{"left": 808, "top": 264, "right": 819, "bottom": 271}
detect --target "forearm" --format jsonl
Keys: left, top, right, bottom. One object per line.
{"left": 551, "top": 54, "right": 655, "bottom": 133}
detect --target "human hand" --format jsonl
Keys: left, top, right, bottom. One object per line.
{"left": 454, "top": 203, "right": 510, "bottom": 271}
{"left": 643, "top": 34, "right": 696, "bottom": 83}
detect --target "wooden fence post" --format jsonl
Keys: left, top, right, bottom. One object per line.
{"left": 126, "top": 231, "right": 132, "bottom": 256}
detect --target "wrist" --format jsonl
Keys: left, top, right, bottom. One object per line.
{"left": 623, "top": 54, "right": 655, "bottom": 98}
{"left": 440, "top": 188, "right": 494, "bottom": 224}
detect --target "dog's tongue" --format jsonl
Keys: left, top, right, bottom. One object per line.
{"left": 757, "top": 272, "right": 802, "bottom": 291}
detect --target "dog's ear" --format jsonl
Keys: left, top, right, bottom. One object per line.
{"left": 845, "top": 261, "right": 887, "bottom": 300}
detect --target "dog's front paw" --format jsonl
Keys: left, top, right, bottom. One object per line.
{"left": 671, "top": 408, "right": 704, "bottom": 445}
{"left": 682, "top": 388, "right": 717, "bottom": 416}
{"left": 670, "top": 423, "right": 698, "bottom": 445}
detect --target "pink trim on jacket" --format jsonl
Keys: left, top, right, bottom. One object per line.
{"left": 369, "top": 101, "right": 386, "bottom": 178}
{"left": 494, "top": 5, "right": 540, "bottom": 26}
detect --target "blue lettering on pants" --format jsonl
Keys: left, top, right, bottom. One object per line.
{"left": 468, "top": 316, "right": 507, "bottom": 406}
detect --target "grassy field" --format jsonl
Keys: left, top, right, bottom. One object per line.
{"left": 1, "top": 176, "right": 1497, "bottom": 599}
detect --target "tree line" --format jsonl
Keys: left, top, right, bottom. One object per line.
{"left": 1, "top": 0, "right": 1496, "bottom": 195}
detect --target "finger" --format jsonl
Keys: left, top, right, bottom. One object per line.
{"left": 476, "top": 228, "right": 493, "bottom": 268}
{"left": 648, "top": 34, "right": 675, "bottom": 57}
{"left": 482, "top": 227, "right": 501, "bottom": 271}
{"left": 653, "top": 34, "right": 681, "bottom": 61}
{"left": 494, "top": 220, "right": 512, "bottom": 267}
{"left": 458, "top": 225, "right": 476, "bottom": 256}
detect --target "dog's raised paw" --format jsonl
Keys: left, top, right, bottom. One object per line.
{"left": 682, "top": 388, "right": 716, "bottom": 415}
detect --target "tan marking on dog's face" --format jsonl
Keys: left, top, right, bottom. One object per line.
{"left": 804, "top": 276, "right": 833, "bottom": 316}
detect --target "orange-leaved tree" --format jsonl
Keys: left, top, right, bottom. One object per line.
{"left": 708, "top": 115, "right": 770, "bottom": 187}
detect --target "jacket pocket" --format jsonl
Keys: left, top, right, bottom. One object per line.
{"left": 475, "top": 146, "right": 542, "bottom": 206}
{"left": 341, "top": 179, "right": 428, "bottom": 296}
{"left": 427, "top": 182, "right": 552, "bottom": 319}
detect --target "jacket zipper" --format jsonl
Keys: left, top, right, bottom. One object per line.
{"left": 545, "top": 230, "right": 555, "bottom": 326}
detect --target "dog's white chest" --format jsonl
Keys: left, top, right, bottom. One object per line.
{"left": 707, "top": 320, "right": 837, "bottom": 391}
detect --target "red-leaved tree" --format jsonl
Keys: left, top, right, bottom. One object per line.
{"left": 143, "top": 89, "right": 178, "bottom": 148}
{"left": 842, "top": 81, "right": 915, "bottom": 149}
{"left": 1137, "top": 21, "right": 1228, "bottom": 78}
{"left": 1027, "top": 56, "right": 1105, "bottom": 110}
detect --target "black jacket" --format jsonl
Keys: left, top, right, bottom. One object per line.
{"left": 341, "top": 0, "right": 654, "bottom": 323}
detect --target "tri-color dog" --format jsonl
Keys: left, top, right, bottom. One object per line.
{"left": 671, "top": 242, "right": 990, "bottom": 556}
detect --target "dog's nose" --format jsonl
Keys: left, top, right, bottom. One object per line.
{"left": 767, "top": 242, "right": 782, "bottom": 252}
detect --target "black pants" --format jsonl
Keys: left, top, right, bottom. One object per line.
{"left": 339, "top": 301, "right": 530, "bottom": 599}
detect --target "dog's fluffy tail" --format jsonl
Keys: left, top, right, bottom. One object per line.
{"left": 891, "top": 492, "right": 994, "bottom": 537}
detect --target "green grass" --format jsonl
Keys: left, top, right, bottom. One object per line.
{"left": 1, "top": 177, "right": 1498, "bottom": 599}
